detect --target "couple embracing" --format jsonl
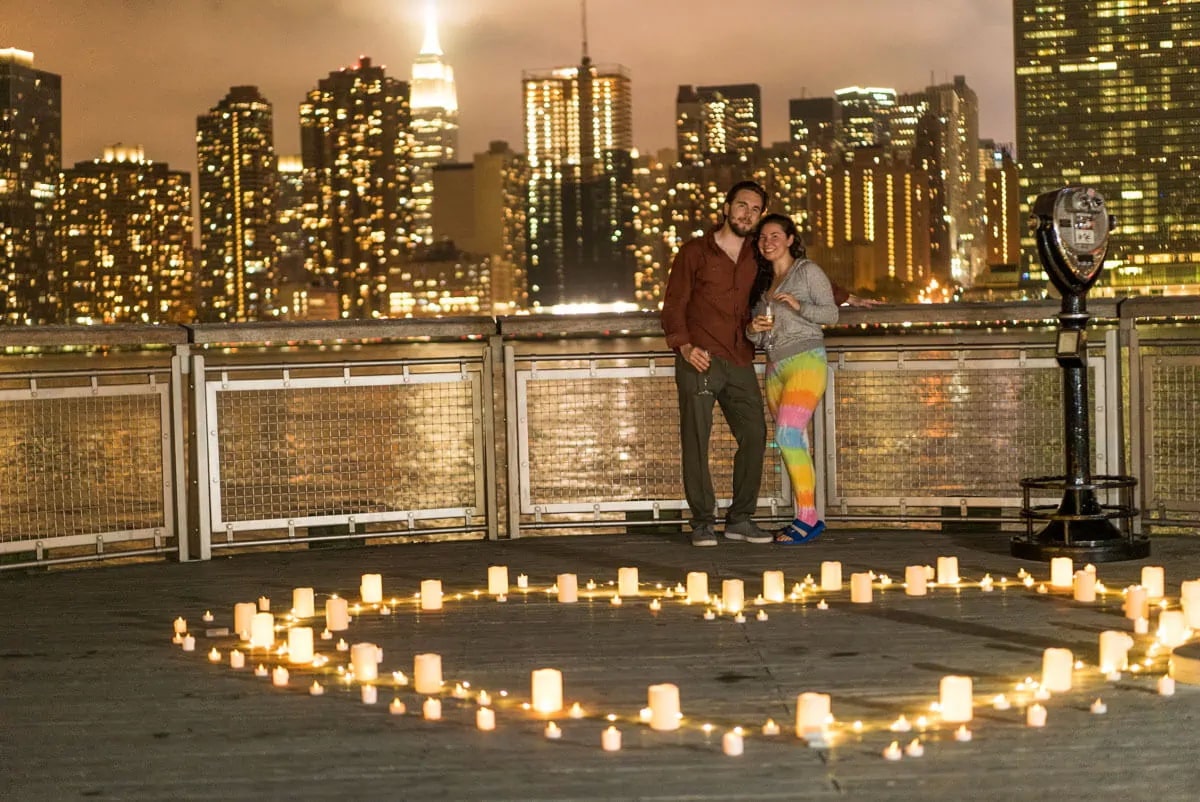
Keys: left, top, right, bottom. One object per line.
{"left": 661, "top": 180, "right": 847, "bottom": 548}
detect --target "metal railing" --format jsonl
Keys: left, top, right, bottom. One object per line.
{"left": 0, "top": 297, "right": 1196, "bottom": 569}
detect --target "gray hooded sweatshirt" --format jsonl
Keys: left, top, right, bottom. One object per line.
{"left": 746, "top": 258, "right": 839, "bottom": 363}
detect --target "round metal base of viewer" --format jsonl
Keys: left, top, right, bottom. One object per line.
{"left": 1170, "top": 642, "right": 1200, "bottom": 686}
{"left": 1010, "top": 534, "right": 1151, "bottom": 562}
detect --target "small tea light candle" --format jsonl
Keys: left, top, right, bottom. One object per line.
{"left": 904, "top": 739, "right": 924, "bottom": 757}
{"left": 476, "top": 707, "right": 496, "bottom": 731}
{"left": 309, "top": 680, "right": 324, "bottom": 696}
{"left": 171, "top": 633, "right": 183, "bottom": 645}
{"left": 639, "top": 707, "right": 652, "bottom": 722}
{"left": 477, "top": 690, "right": 491, "bottom": 706}
{"left": 756, "top": 609, "right": 768, "bottom": 622}
{"left": 389, "top": 698, "right": 406, "bottom": 715}
{"left": 423, "top": 698, "right": 442, "bottom": 720}
{"left": 649, "top": 599, "right": 662, "bottom": 612}
{"left": 1026, "top": 704, "right": 1047, "bottom": 727}
{"left": 1090, "top": 698, "right": 1107, "bottom": 714}
{"left": 882, "top": 741, "right": 903, "bottom": 761}
{"left": 954, "top": 725, "right": 972, "bottom": 742}
{"left": 272, "top": 666, "right": 289, "bottom": 687}
{"left": 230, "top": 649, "right": 245, "bottom": 669}
{"left": 320, "top": 628, "right": 332, "bottom": 640}
{"left": 336, "top": 638, "right": 349, "bottom": 652}
{"left": 257, "top": 596, "right": 270, "bottom": 612}
{"left": 820, "top": 561, "right": 843, "bottom": 592}
{"left": 904, "top": 565, "right": 927, "bottom": 596}
{"left": 992, "top": 694, "right": 1011, "bottom": 711}
{"left": 733, "top": 612, "right": 746, "bottom": 623}
{"left": 208, "top": 648, "right": 221, "bottom": 663}
{"left": 585, "top": 579, "right": 597, "bottom": 591}
{"left": 201, "top": 610, "right": 214, "bottom": 623}
{"left": 173, "top": 616, "right": 187, "bottom": 635}
{"left": 544, "top": 722, "right": 562, "bottom": 739}
{"left": 1158, "top": 675, "right": 1176, "bottom": 696}
{"left": 610, "top": 594, "right": 622, "bottom": 606}
{"left": 889, "top": 715, "right": 912, "bottom": 732}
{"left": 568, "top": 702, "right": 584, "bottom": 719}
{"left": 181, "top": 635, "right": 196, "bottom": 652}
{"left": 254, "top": 664, "right": 268, "bottom": 677}
{"left": 722, "top": 730, "right": 744, "bottom": 756}
{"left": 816, "top": 599, "right": 829, "bottom": 610}
{"left": 361, "top": 685, "right": 378, "bottom": 705}
{"left": 601, "top": 726, "right": 622, "bottom": 751}
{"left": 762, "top": 719, "right": 780, "bottom": 736}
{"left": 517, "top": 573, "right": 529, "bottom": 589}
{"left": 703, "top": 609, "right": 716, "bottom": 621}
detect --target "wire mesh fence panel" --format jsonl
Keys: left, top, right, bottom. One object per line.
{"left": 1147, "top": 358, "right": 1200, "bottom": 508}
{"left": 831, "top": 363, "right": 1094, "bottom": 499}
{"left": 212, "top": 378, "right": 479, "bottom": 526}
{"left": 520, "top": 370, "right": 784, "bottom": 508}
{"left": 0, "top": 392, "right": 167, "bottom": 544}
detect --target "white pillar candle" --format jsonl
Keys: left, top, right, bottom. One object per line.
{"left": 1135, "top": 616, "right": 1150, "bottom": 635}
{"left": 1158, "top": 610, "right": 1190, "bottom": 647}
{"left": 1158, "top": 675, "right": 1176, "bottom": 696}
{"left": 762, "top": 571, "right": 785, "bottom": 603}
{"left": 173, "top": 616, "right": 187, "bottom": 635}
{"left": 722, "top": 730, "right": 744, "bottom": 756}
{"left": 351, "top": 642, "right": 380, "bottom": 682}
{"left": 820, "top": 561, "right": 843, "bottom": 592}
{"left": 287, "top": 627, "right": 314, "bottom": 665}
{"left": 1182, "top": 580, "right": 1200, "bottom": 628}
{"left": 272, "top": 666, "right": 289, "bottom": 686}
{"left": 939, "top": 676, "right": 973, "bottom": 723}
{"left": 1026, "top": 703, "right": 1047, "bottom": 727}
{"left": 1073, "top": 570, "right": 1096, "bottom": 602}
{"left": 361, "top": 684, "right": 378, "bottom": 705}
{"left": 477, "top": 707, "right": 496, "bottom": 731}
{"left": 531, "top": 668, "right": 564, "bottom": 715}
{"left": 1041, "top": 647, "right": 1073, "bottom": 692}
{"left": 1142, "top": 566, "right": 1165, "bottom": 599}
{"left": 686, "top": 572, "right": 709, "bottom": 604}
{"left": 795, "top": 692, "right": 831, "bottom": 736}
{"left": 181, "top": 634, "right": 196, "bottom": 652}
{"left": 420, "top": 579, "right": 443, "bottom": 611}
{"left": 360, "top": 573, "right": 383, "bottom": 604}
{"left": 1124, "top": 585, "right": 1149, "bottom": 620}
{"left": 487, "top": 565, "right": 509, "bottom": 595}
{"left": 618, "top": 567, "right": 639, "bottom": 597}
{"left": 257, "top": 596, "right": 271, "bottom": 612}
{"left": 1049, "top": 557, "right": 1074, "bottom": 589}
{"left": 414, "top": 653, "right": 443, "bottom": 695}
{"left": 1099, "top": 630, "right": 1134, "bottom": 673}
{"left": 648, "top": 683, "right": 681, "bottom": 731}
{"left": 557, "top": 574, "right": 579, "bottom": 604}
{"left": 936, "top": 556, "right": 959, "bottom": 585}
{"left": 229, "top": 649, "right": 245, "bottom": 669}
{"left": 249, "top": 612, "right": 274, "bottom": 650}
{"left": 904, "top": 565, "right": 927, "bottom": 596}
{"left": 325, "top": 597, "right": 350, "bottom": 632}
{"left": 601, "top": 726, "right": 622, "bottom": 751}
{"left": 423, "top": 697, "right": 442, "bottom": 720}
{"left": 722, "top": 579, "right": 745, "bottom": 613}
{"left": 233, "top": 602, "right": 256, "bottom": 639}
{"left": 292, "top": 587, "right": 315, "bottom": 618}
{"left": 850, "top": 572, "right": 872, "bottom": 604}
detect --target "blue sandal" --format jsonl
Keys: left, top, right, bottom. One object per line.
{"left": 774, "top": 519, "right": 825, "bottom": 544}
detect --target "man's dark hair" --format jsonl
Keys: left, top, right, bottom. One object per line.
{"left": 724, "top": 180, "right": 768, "bottom": 210}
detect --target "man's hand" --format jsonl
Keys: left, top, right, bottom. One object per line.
{"left": 681, "top": 344, "right": 711, "bottom": 372}
{"left": 845, "top": 294, "right": 882, "bottom": 308}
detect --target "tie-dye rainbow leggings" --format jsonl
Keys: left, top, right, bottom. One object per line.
{"left": 765, "top": 347, "right": 828, "bottom": 525}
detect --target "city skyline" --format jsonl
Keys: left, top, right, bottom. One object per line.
{"left": 4, "top": 0, "right": 1016, "bottom": 168}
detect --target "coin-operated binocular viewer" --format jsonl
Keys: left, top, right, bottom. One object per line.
{"left": 1011, "top": 187, "right": 1149, "bottom": 562}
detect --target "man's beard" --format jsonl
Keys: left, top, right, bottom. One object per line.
{"left": 728, "top": 217, "right": 755, "bottom": 238}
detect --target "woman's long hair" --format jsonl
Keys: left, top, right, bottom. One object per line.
{"left": 749, "top": 213, "right": 806, "bottom": 309}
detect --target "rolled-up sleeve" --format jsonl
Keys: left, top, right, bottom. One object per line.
{"left": 660, "top": 246, "right": 695, "bottom": 351}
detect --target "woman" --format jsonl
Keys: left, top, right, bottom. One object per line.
{"left": 747, "top": 214, "right": 838, "bottom": 543}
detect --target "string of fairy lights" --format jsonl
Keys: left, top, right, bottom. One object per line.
{"left": 169, "top": 556, "right": 1192, "bottom": 759}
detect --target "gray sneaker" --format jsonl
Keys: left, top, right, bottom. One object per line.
{"left": 723, "top": 519, "right": 773, "bottom": 544}
{"left": 690, "top": 524, "right": 718, "bottom": 547}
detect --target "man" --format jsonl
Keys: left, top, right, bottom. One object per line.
{"left": 661, "top": 181, "right": 775, "bottom": 547}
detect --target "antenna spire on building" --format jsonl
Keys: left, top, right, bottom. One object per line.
{"left": 581, "top": 0, "right": 590, "bottom": 64}
{"left": 421, "top": 1, "right": 443, "bottom": 56}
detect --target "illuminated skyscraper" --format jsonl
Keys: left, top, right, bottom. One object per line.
{"left": 1, "top": 48, "right": 61, "bottom": 324}
{"left": 409, "top": 2, "right": 459, "bottom": 247}
{"left": 833, "top": 86, "right": 896, "bottom": 149}
{"left": 196, "top": 86, "right": 278, "bottom": 322}
{"left": 1014, "top": 0, "right": 1200, "bottom": 292}
{"left": 676, "top": 83, "right": 762, "bottom": 165}
{"left": 57, "top": 145, "right": 193, "bottom": 323}
{"left": 522, "top": 43, "right": 634, "bottom": 306}
{"left": 300, "top": 57, "right": 412, "bottom": 318}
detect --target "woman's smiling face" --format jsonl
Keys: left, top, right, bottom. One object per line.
{"left": 758, "top": 222, "right": 793, "bottom": 262}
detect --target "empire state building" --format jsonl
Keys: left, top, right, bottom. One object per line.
{"left": 409, "top": 3, "right": 459, "bottom": 248}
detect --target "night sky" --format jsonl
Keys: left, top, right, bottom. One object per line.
{"left": 4, "top": 0, "right": 1016, "bottom": 170}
